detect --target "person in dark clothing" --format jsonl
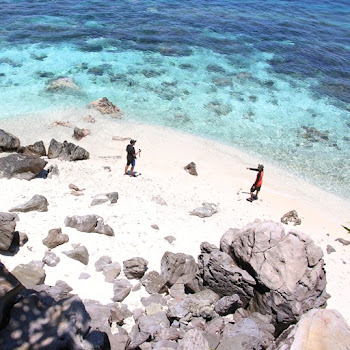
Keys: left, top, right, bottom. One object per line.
{"left": 246, "top": 164, "right": 264, "bottom": 202}
{"left": 124, "top": 139, "right": 141, "bottom": 176}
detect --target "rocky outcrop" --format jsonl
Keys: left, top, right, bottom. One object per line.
{"left": 190, "top": 202, "right": 218, "bottom": 218}
{"left": 64, "top": 214, "right": 114, "bottom": 236}
{"left": 47, "top": 139, "right": 89, "bottom": 161}
{"left": 9, "top": 195, "right": 49, "bottom": 213}
{"left": 0, "top": 212, "right": 19, "bottom": 251}
{"left": 87, "top": 97, "right": 121, "bottom": 116}
{"left": 17, "top": 141, "right": 46, "bottom": 157}
{"left": 0, "top": 129, "right": 20, "bottom": 152}
{"left": 220, "top": 220, "right": 327, "bottom": 333}
{"left": 123, "top": 257, "right": 148, "bottom": 280}
{"left": 42, "top": 228, "right": 69, "bottom": 249}
{"left": 0, "top": 154, "right": 47, "bottom": 180}
{"left": 0, "top": 263, "right": 24, "bottom": 328}
{"left": 268, "top": 309, "right": 350, "bottom": 350}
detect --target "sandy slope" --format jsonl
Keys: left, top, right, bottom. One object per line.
{"left": 1, "top": 107, "right": 350, "bottom": 324}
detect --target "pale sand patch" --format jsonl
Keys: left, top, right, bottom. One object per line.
{"left": 1, "top": 108, "right": 349, "bottom": 323}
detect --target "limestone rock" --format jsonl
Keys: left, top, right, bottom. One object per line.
{"left": 0, "top": 212, "right": 19, "bottom": 251}
{"left": 268, "top": 309, "right": 350, "bottom": 350}
{"left": 123, "top": 257, "right": 149, "bottom": 280}
{"left": 42, "top": 228, "right": 69, "bottom": 249}
{"left": 42, "top": 250, "right": 60, "bottom": 267}
{"left": 0, "top": 154, "right": 47, "bottom": 180}
{"left": 103, "top": 262, "right": 122, "bottom": 283}
{"left": 65, "top": 214, "right": 114, "bottom": 236}
{"left": 63, "top": 245, "right": 89, "bottom": 265}
{"left": 45, "top": 76, "right": 80, "bottom": 92}
{"left": 95, "top": 255, "right": 112, "bottom": 272}
{"left": 11, "top": 262, "right": 46, "bottom": 288}
{"left": 190, "top": 202, "right": 218, "bottom": 218}
{"left": 9, "top": 195, "right": 49, "bottom": 213}
{"left": 0, "top": 129, "right": 20, "bottom": 152}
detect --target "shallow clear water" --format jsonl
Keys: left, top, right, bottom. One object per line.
{"left": 0, "top": 0, "right": 349, "bottom": 195}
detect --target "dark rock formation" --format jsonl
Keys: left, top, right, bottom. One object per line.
{"left": 0, "top": 129, "right": 20, "bottom": 152}
{"left": 65, "top": 214, "right": 114, "bottom": 236}
{"left": 9, "top": 195, "right": 49, "bottom": 213}
{"left": 281, "top": 210, "right": 302, "bottom": 226}
{"left": 214, "top": 295, "right": 243, "bottom": 316}
{"left": 140, "top": 270, "right": 167, "bottom": 294}
{"left": 63, "top": 245, "right": 89, "bottom": 265}
{"left": 17, "top": 141, "right": 46, "bottom": 157}
{"left": 190, "top": 202, "right": 218, "bottom": 218}
{"left": 48, "top": 139, "right": 89, "bottom": 161}
{"left": 0, "top": 263, "right": 24, "bottom": 328}
{"left": 0, "top": 212, "right": 19, "bottom": 251}
{"left": 184, "top": 162, "right": 198, "bottom": 176}
{"left": 0, "top": 154, "right": 47, "bottom": 180}
{"left": 42, "top": 228, "right": 69, "bottom": 249}
{"left": 123, "top": 257, "right": 148, "bottom": 279}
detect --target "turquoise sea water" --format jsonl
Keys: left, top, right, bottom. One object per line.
{"left": 0, "top": 0, "right": 349, "bottom": 195}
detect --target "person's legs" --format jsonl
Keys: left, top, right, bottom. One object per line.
{"left": 247, "top": 185, "right": 255, "bottom": 202}
{"left": 124, "top": 164, "right": 129, "bottom": 175}
{"left": 129, "top": 159, "right": 136, "bottom": 177}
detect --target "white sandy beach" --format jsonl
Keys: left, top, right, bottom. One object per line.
{"left": 1, "top": 107, "right": 350, "bottom": 325}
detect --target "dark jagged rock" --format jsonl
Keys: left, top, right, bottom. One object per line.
{"left": 9, "top": 195, "right": 49, "bottom": 213}
{"left": 73, "top": 127, "right": 90, "bottom": 141}
{"left": 63, "top": 245, "right": 89, "bottom": 265}
{"left": 123, "top": 257, "right": 148, "bottom": 280}
{"left": 17, "top": 141, "right": 46, "bottom": 157}
{"left": 184, "top": 162, "right": 198, "bottom": 176}
{"left": 214, "top": 295, "right": 243, "bottom": 316}
{"left": 336, "top": 238, "right": 350, "bottom": 246}
{"left": 48, "top": 139, "right": 89, "bottom": 161}
{"left": 0, "top": 154, "right": 47, "bottom": 180}
{"left": 0, "top": 263, "right": 24, "bottom": 328}
{"left": 42, "top": 228, "right": 69, "bottom": 249}
{"left": 0, "top": 212, "right": 19, "bottom": 251}
{"left": 197, "top": 243, "right": 256, "bottom": 307}
{"left": 0, "top": 129, "right": 20, "bottom": 152}
{"left": 65, "top": 214, "right": 114, "bottom": 236}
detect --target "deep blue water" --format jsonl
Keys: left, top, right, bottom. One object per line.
{"left": 0, "top": 0, "right": 349, "bottom": 195}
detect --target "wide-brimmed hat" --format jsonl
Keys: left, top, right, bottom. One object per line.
{"left": 258, "top": 164, "right": 264, "bottom": 170}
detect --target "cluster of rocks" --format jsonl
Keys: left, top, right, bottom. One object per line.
{"left": 2, "top": 219, "right": 349, "bottom": 349}
{"left": 0, "top": 129, "right": 90, "bottom": 180}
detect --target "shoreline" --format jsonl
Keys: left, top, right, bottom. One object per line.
{"left": 1, "top": 107, "right": 350, "bottom": 323}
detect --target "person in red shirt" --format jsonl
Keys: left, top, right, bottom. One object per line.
{"left": 246, "top": 164, "right": 264, "bottom": 202}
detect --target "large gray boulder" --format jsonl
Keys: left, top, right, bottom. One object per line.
{"left": 65, "top": 214, "right": 114, "bottom": 236}
{"left": 11, "top": 262, "right": 46, "bottom": 288}
{"left": 0, "top": 154, "right": 47, "bottom": 180}
{"left": 0, "top": 129, "right": 20, "bottom": 152}
{"left": 220, "top": 220, "right": 327, "bottom": 333}
{"left": 42, "top": 228, "right": 69, "bottom": 249}
{"left": 0, "top": 212, "right": 19, "bottom": 251}
{"left": 197, "top": 242, "right": 256, "bottom": 307}
{"left": 268, "top": 309, "right": 350, "bottom": 350}
{"left": 9, "top": 195, "right": 49, "bottom": 213}
{"left": 0, "top": 263, "right": 24, "bottom": 328}
{"left": 161, "top": 251, "right": 201, "bottom": 292}
{"left": 123, "top": 257, "right": 148, "bottom": 280}
{"left": 48, "top": 139, "right": 89, "bottom": 161}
